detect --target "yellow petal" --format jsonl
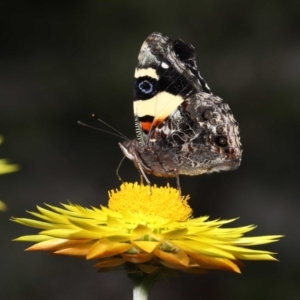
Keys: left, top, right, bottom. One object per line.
{"left": 159, "top": 261, "right": 205, "bottom": 273}
{"left": 187, "top": 251, "right": 241, "bottom": 273}
{"left": 121, "top": 252, "right": 154, "bottom": 263}
{"left": 233, "top": 236, "right": 283, "bottom": 246}
{"left": 69, "top": 219, "right": 106, "bottom": 231}
{"left": 26, "top": 238, "right": 92, "bottom": 252}
{"left": 155, "top": 248, "right": 189, "bottom": 266}
{"left": 132, "top": 241, "right": 159, "bottom": 253}
{"left": 55, "top": 244, "right": 92, "bottom": 257}
{"left": 40, "top": 229, "right": 83, "bottom": 238}
{"left": 161, "top": 228, "right": 188, "bottom": 239}
{"left": 215, "top": 244, "right": 275, "bottom": 257}
{"left": 132, "top": 224, "right": 152, "bottom": 235}
{"left": 106, "top": 215, "right": 125, "bottom": 227}
{"left": 137, "top": 264, "right": 160, "bottom": 274}
{"left": 0, "top": 159, "right": 19, "bottom": 175}
{"left": 87, "top": 239, "right": 132, "bottom": 259}
{"left": 13, "top": 235, "right": 52, "bottom": 243}
{"left": 172, "top": 240, "right": 235, "bottom": 259}
{"left": 236, "top": 253, "right": 278, "bottom": 261}
{"left": 0, "top": 200, "right": 7, "bottom": 211}
{"left": 11, "top": 217, "right": 56, "bottom": 230}
{"left": 94, "top": 257, "right": 126, "bottom": 269}
{"left": 104, "top": 234, "right": 135, "bottom": 242}
{"left": 36, "top": 206, "right": 70, "bottom": 224}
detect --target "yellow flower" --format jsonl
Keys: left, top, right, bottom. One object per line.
{"left": 0, "top": 136, "right": 19, "bottom": 211}
{"left": 0, "top": 200, "right": 7, "bottom": 212}
{"left": 0, "top": 159, "right": 19, "bottom": 175}
{"left": 0, "top": 136, "right": 19, "bottom": 175}
{"left": 12, "top": 183, "right": 282, "bottom": 274}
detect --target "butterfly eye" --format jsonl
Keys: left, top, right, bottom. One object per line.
{"left": 139, "top": 80, "right": 153, "bottom": 94}
{"left": 173, "top": 39, "right": 195, "bottom": 61}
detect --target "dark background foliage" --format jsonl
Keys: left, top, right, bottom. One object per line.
{"left": 1, "top": 1, "right": 299, "bottom": 299}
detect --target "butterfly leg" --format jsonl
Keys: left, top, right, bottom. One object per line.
{"left": 175, "top": 171, "right": 181, "bottom": 196}
{"left": 139, "top": 174, "right": 144, "bottom": 185}
{"left": 136, "top": 161, "right": 152, "bottom": 193}
{"left": 137, "top": 162, "right": 151, "bottom": 185}
{"left": 116, "top": 156, "right": 126, "bottom": 182}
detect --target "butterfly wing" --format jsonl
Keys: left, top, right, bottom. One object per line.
{"left": 120, "top": 32, "right": 242, "bottom": 180}
{"left": 133, "top": 32, "right": 210, "bottom": 145}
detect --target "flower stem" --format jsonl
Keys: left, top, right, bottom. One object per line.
{"left": 128, "top": 268, "right": 160, "bottom": 300}
{"left": 132, "top": 280, "right": 150, "bottom": 300}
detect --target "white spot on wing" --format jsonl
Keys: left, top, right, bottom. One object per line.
{"left": 161, "top": 62, "right": 169, "bottom": 69}
{"left": 134, "top": 68, "right": 159, "bottom": 79}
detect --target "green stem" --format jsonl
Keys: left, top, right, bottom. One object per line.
{"left": 132, "top": 280, "right": 150, "bottom": 300}
{"left": 129, "top": 269, "right": 160, "bottom": 300}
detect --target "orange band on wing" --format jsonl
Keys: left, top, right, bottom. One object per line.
{"left": 140, "top": 121, "right": 152, "bottom": 133}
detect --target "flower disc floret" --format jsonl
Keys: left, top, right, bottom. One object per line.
{"left": 108, "top": 182, "right": 192, "bottom": 221}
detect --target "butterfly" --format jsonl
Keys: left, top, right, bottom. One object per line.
{"left": 119, "top": 32, "right": 242, "bottom": 190}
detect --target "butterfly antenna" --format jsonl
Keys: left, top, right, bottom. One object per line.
{"left": 77, "top": 121, "right": 127, "bottom": 140}
{"left": 91, "top": 114, "right": 129, "bottom": 140}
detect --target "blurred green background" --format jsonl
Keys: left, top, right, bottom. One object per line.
{"left": 1, "top": 1, "right": 299, "bottom": 299}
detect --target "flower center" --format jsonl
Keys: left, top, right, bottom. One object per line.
{"left": 108, "top": 182, "right": 192, "bottom": 221}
